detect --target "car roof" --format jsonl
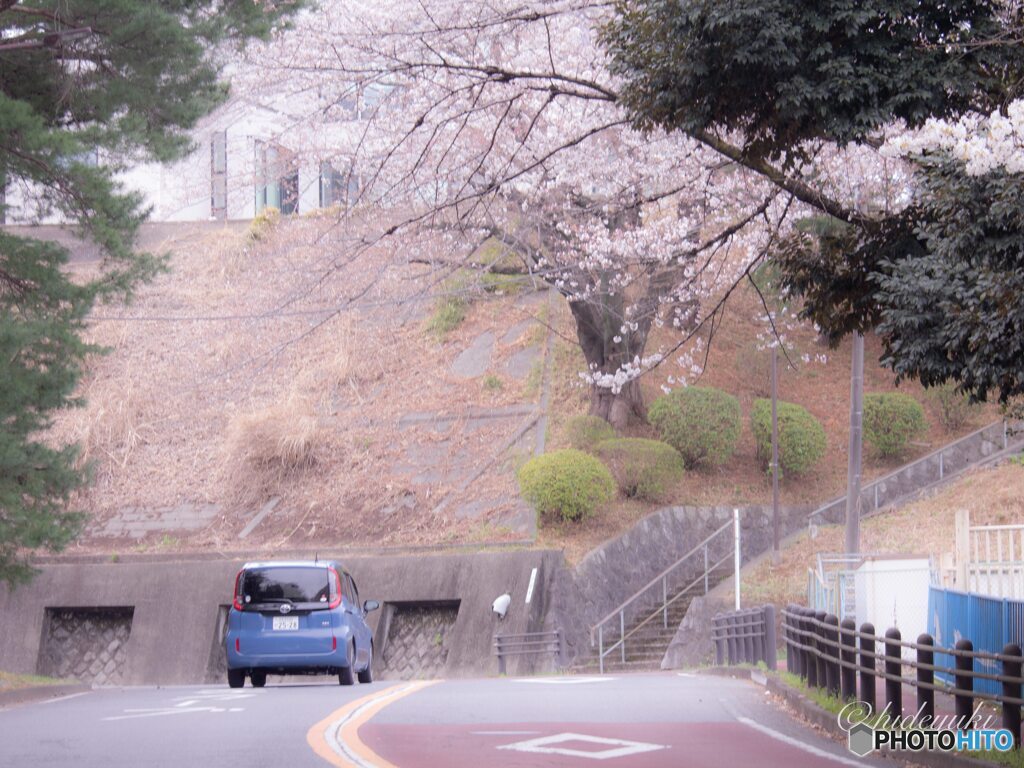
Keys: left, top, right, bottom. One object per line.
{"left": 241, "top": 560, "right": 341, "bottom": 571}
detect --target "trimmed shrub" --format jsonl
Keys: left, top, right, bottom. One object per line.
{"left": 750, "top": 399, "right": 826, "bottom": 478}
{"left": 928, "top": 382, "right": 979, "bottom": 432}
{"left": 647, "top": 386, "right": 741, "bottom": 467}
{"left": 517, "top": 449, "right": 616, "bottom": 522}
{"left": 863, "top": 392, "right": 928, "bottom": 457}
{"left": 594, "top": 438, "right": 684, "bottom": 501}
{"left": 564, "top": 414, "right": 616, "bottom": 451}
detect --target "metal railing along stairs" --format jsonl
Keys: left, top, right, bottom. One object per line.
{"left": 588, "top": 515, "right": 738, "bottom": 674}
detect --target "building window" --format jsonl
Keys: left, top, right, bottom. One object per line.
{"left": 319, "top": 162, "right": 362, "bottom": 209}
{"left": 211, "top": 131, "right": 227, "bottom": 220}
{"left": 255, "top": 140, "right": 298, "bottom": 215}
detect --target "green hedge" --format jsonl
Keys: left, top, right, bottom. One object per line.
{"left": 863, "top": 392, "right": 927, "bottom": 457}
{"left": 647, "top": 386, "right": 741, "bottom": 467}
{"left": 564, "top": 414, "right": 616, "bottom": 451}
{"left": 594, "top": 438, "right": 684, "bottom": 501}
{"left": 517, "top": 449, "right": 616, "bottom": 522}
{"left": 751, "top": 399, "right": 826, "bottom": 478}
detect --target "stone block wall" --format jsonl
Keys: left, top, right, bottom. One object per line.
{"left": 37, "top": 607, "right": 134, "bottom": 685}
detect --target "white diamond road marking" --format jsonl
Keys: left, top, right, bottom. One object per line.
{"left": 498, "top": 732, "right": 667, "bottom": 761}
{"left": 511, "top": 676, "right": 614, "bottom": 685}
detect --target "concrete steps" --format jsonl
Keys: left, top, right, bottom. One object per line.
{"left": 571, "top": 593, "right": 701, "bottom": 673}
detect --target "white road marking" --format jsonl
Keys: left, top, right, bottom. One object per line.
{"left": 498, "top": 732, "right": 667, "bottom": 761}
{"left": 37, "top": 691, "right": 92, "bottom": 705}
{"left": 472, "top": 730, "right": 543, "bottom": 736}
{"left": 676, "top": 672, "right": 697, "bottom": 678}
{"left": 102, "top": 689, "right": 256, "bottom": 720}
{"left": 104, "top": 705, "right": 235, "bottom": 721}
{"left": 512, "top": 676, "right": 614, "bottom": 685}
{"left": 736, "top": 716, "right": 866, "bottom": 767}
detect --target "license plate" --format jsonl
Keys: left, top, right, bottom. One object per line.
{"left": 272, "top": 616, "right": 299, "bottom": 631}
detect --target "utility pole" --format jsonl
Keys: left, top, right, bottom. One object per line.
{"left": 845, "top": 333, "right": 865, "bottom": 554}
{"left": 771, "top": 345, "right": 780, "bottom": 564}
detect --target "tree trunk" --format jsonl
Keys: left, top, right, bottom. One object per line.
{"left": 590, "top": 379, "right": 646, "bottom": 431}
{"left": 568, "top": 294, "right": 649, "bottom": 431}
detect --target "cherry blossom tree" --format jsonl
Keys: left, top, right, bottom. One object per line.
{"left": 236, "top": 0, "right": 1023, "bottom": 420}
{"left": 234, "top": 0, "right": 800, "bottom": 428}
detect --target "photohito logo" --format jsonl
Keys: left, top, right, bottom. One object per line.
{"left": 838, "top": 701, "right": 1015, "bottom": 757}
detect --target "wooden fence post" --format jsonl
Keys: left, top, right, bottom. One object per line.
{"left": 825, "top": 614, "right": 841, "bottom": 697}
{"left": 885, "top": 627, "right": 902, "bottom": 717}
{"left": 859, "top": 623, "right": 876, "bottom": 712}
{"left": 840, "top": 619, "right": 857, "bottom": 700}
{"left": 955, "top": 639, "right": 974, "bottom": 729}
{"left": 917, "top": 634, "right": 935, "bottom": 725}
{"left": 1002, "top": 643, "right": 1022, "bottom": 749}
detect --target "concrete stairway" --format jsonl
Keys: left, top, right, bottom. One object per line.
{"left": 571, "top": 590, "right": 701, "bottom": 674}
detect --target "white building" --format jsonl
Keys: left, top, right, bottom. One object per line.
{"left": 4, "top": 83, "right": 384, "bottom": 225}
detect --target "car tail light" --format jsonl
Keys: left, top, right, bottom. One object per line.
{"left": 332, "top": 636, "right": 337, "bottom": 651}
{"left": 328, "top": 568, "right": 342, "bottom": 610}
{"left": 235, "top": 637, "right": 240, "bottom": 653}
{"left": 232, "top": 569, "right": 245, "bottom": 611}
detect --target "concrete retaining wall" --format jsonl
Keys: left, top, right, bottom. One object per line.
{"left": 814, "top": 421, "right": 1017, "bottom": 525}
{"left": 546, "top": 503, "right": 811, "bottom": 664}
{"left": 0, "top": 550, "right": 561, "bottom": 685}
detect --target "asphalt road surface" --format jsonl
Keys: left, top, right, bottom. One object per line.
{"left": 0, "top": 672, "right": 890, "bottom": 767}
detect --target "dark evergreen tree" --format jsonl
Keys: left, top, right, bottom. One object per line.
{"left": 0, "top": 0, "right": 298, "bottom": 584}
{"left": 603, "top": 0, "right": 1024, "bottom": 402}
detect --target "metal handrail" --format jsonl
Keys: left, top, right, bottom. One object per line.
{"left": 494, "top": 630, "right": 565, "bottom": 674}
{"left": 596, "top": 552, "right": 732, "bottom": 670}
{"left": 590, "top": 518, "right": 732, "bottom": 639}
{"left": 808, "top": 419, "right": 1017, "bottom": 523}
{"left": 589, "top": 516, "right": 737, "bottom": 674}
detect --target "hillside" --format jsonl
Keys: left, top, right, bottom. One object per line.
{"left": 45, "top": 215, "right": 997, "bottom": 557}
{"left": 739, "top": 461, "right": 1024, "bottom": 609}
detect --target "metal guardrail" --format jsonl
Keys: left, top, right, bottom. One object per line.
{"left": 807, "top": 420, "right": 1016, "bottom": 530}
{"left": 782, "top": 605, "right": 1024, "bottom": 749}
{"left": 590, "top": 516, "right": 736, "bottom": 674}
{"left": 711, "top": 605, "right": 777, "bottom": 670}
{"left": 493, "top": 630, "right": 566, "bottom": 675}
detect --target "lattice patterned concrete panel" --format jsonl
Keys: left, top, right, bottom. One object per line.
{"left": 37, "top": 607, "right": 134, "bottom": 685}
{"left": 378, "top": 602, "right": 460, "bottom": 680}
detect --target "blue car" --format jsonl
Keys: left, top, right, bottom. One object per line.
{"left": 225, "top": 560, "right": 379, "bottom": 688}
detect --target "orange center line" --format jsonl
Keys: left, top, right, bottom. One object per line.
{"left": 306, "top": 680, "right": 441, "bottom": 768}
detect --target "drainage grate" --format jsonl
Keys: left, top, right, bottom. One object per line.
{"left": 378, "top": 601, "right": 460, "bottom": 680}
{"left": 37, "top": 607, "right": 134, "bottom": 685}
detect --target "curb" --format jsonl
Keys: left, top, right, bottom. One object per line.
{"left": 700, "top": 667, "right": 993, "bottom": 768}
{"left": 0, "top": 684, "right": 90, "bottom": 709}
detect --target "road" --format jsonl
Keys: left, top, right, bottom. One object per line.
{"left": 0, "top": 672, "right": 888, "bottom": 767}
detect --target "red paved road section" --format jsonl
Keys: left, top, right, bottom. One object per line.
{"left": 360, "top": 721, "right": 850, "bottom": 768}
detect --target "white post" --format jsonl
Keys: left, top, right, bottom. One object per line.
{"left": 734, "top": 507, "right": 741, "bottom": 610}
{"left": 955, "top": 509, "right": 970, "bottom": 589}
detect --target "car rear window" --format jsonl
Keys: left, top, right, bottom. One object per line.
{"left": 241, "top": 567, "right": 330, "bottom": 606}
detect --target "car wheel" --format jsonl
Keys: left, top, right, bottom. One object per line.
{"left": 358, "top": 644, "right": 373, "bottom": 684}
{"left": 339, "top": 642, "right": 355, "bottom": 686}
{"left": 227, "top": 668, "right": 245, "bottom": 689}
{"left": 250, "top": 670, "right": 267, "bottom": 688}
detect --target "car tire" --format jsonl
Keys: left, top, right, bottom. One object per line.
{"left": 250, "top": 670, "right": 267, "bottom": 688}
{"left": 358, "top": 645, "right": 373, "bottom": 684}
{"left": 339, "top": 642, "right": 355, "bottom": 686}
{"left": 227, "top": 668, "right": 245, "bottom": 689}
